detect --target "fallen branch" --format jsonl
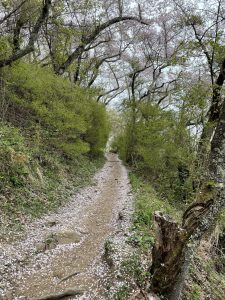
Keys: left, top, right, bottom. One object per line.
{"left": 57, "top": 271, "right": 80, "bottom": 284}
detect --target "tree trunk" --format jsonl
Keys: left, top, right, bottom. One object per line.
{"left": 150, "top": 213, "right": 189, "bottom": 297}
{"left": 126, "top": 73, "right": 137, "bottom": 163}
{"left": 198, "top": 58, "right": 225, "bottom": 157}
{"left": 150, "top": 98, "right": 225, "bottom": 299}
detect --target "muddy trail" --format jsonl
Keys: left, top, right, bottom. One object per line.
{"left": 0, "top": 153, "right": 134, "bottom": 300}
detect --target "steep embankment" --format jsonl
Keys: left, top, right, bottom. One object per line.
{"left": 0, "top": 62, "right": 110, "bottom": 239}
{"left": 0, "top": 153, "right": 133, "bottom": 300}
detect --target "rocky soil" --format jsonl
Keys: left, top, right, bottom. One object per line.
{"left": 0, "top": 153, "right": 134, "bottom": 300}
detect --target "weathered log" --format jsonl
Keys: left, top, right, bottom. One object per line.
{"left": 150, "top": 212, "right": 188, "bottom": 297}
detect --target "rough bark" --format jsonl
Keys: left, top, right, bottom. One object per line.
{"left": 193, "top": 58, "right": 225, "bottom": 198}
{"left": 150, "top": 99, "right": 225, "bottom": 299}
{"left": 198, "top": 58, "right": 225, "bottom": 156}
{"left": 150, "top": 212, "right": 188, "bottom": 296}
{"left": 73, "top": 53, "right": 82, "bottom": 84}
{"left": 13, "top": 18, "right": 25, "bottom": 53}
{"left": 0, "top": 0, "right": 51, "bottom": 68}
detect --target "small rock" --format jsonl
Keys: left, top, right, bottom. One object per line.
{"left": 48, "top": 242, "right": 57, "bottom": 250}
{"left": 43, "top": 233, "right": 58, "bottom": 250}
{"left": 46, "top": 218, "right": 57, "bottom": 227}
{"left": 148, "top": 293, "right": 160, "bottom": 300}
{"left": 35, "top": 242, "right": 46, "bottom": 252}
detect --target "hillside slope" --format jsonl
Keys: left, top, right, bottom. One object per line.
{"left": 0, "top": 62, "right": 109, "bottom": 240}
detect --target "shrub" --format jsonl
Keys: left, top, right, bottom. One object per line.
{"left": 0, "top": 123, "right": 30, "bottom": 190}
{"left": 113, "top": 103, "right": 194, "bottom": 202}
{"left": 4, "top": 62, "right": 109, "bottom": 158}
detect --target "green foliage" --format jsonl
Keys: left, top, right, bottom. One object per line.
{"left": 104, "top": 239, "right": 114, "bottom": 255}
{"left": 121, "top": 254, "right": 148, "bottom": 288}
{"left": 113, "top": 285, "right": 129, "bottom": 300}
{"left": 0, "top": 36, "right": 12, "bottom": 60}
{"left": 113, "top": 103, "right": 194, "bottom": 202}
{"left": 85, "top": 102, "right": 110, "bottom": 156}
{"left": 5, "top": 62, "right": 109, "bottom": 157}
{"left": 179, "top": 14, "right": 203, "bottom": 28}
{"left": 111, "top": 127, "right": 129, "bottom": 161}
{"left": 185, "top": 284, "right": 202, "bottom": 300}
{"left": 0, "top": 123, "right": 30, "bottom": 190}
{"left": 103, "top": 239, "right": 114, "bottom": 267}
{"left": 0, "top": 121, "right": 105, "bottom": 237}
{"left": 0, "top": 61, "right": 108, "bottom": 237}
{"left": 182, "top": 81, "right": 209, "bottom": 111}
{"left": 209, "top": 39, "right": 225, "bottom": 64}
{"left": 128, "top": 173, "right": 180, "bottom": 252}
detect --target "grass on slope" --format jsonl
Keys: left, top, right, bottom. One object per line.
{"left": 111, "top": 172, "right": 181, "bottom": 299}
{"left": 128, "top": 172, "right": 181, "bottom": 252}
{"left": 0, "top": 122, "right": 104, "bottom": 241}
{"left": 120, "top": 172, "right": 225, "bottom": 300}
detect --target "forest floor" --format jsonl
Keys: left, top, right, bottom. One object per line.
{"left": 0, "top": 153, "right": 134, "bottom": 300}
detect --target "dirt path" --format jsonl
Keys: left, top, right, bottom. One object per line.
{"left": 0, "top": 153, "right": 133, "bottom": 300}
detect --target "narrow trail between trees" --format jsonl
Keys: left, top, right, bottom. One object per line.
{"left": 0, "top": 153, "right": 133, "bottom": 300}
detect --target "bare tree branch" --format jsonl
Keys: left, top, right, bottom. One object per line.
{"left": 97, "top": 64, "right": 120, "bottom": 102}
{"left": 0, "top": 0, "right": 27, "bottom": 25}
{"left": 56, "top": 16, "right": 149, "bottom": 75}
{"left": 0, "top": 0, "right": 52, "bottom": 68}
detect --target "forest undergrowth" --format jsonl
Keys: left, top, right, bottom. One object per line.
{"left": 119, "top": 171, "right": 225, "bottom": 300}
{"left": 0, "top": 62, "right": 109, "bottom": 241}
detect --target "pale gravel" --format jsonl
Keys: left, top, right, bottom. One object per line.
{"left": 0, "top": 153, "right": 134, "bottom": 299}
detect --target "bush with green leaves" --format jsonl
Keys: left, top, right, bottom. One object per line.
{"left": 0, "top": 123, "right": 30, "bottom": 190}
{"left": 0, "top": 62, "right": 109, "bottom": 234}
{"left": 128, "top": 173, "right": 180, "bottom": 252}
{"left": 4, "top": 62, "right": 109, "bottom": 157}
{"left": 0, "top": 121, "right": 105, "bottom": 235}
{"left": 85, "top": 101, "right": 110, "bottom": 156}
{"left": 113, "top": 103, "right": 195, "bottom": 202}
